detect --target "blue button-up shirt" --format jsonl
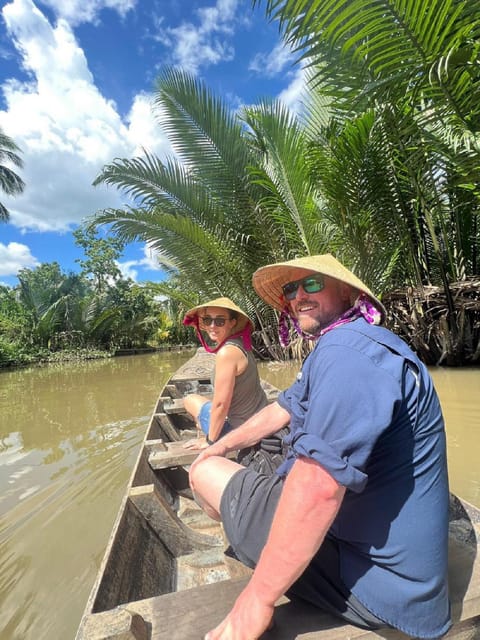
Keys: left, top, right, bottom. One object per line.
{"left": 276, "top": 318, "right": 451, "bottom": 639}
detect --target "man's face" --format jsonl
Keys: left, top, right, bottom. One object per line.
{"left": 285, "top": 271, "right": 352, "bottom": 335}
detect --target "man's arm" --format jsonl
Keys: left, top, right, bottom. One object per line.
{"left": 191, "top": 398, "right": 289, "bottom": 460}
{"left": 205, "top": 456, "right": 346, "bottom": 640}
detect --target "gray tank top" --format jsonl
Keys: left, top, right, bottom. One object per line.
{"left": 214, "top": 337, "right": 268, "bottom": 428}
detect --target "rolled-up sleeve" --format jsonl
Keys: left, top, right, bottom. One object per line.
{"left": 279, "top": 338, "right": 402, "bottom": 492}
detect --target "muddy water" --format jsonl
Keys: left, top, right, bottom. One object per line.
{"left": 0, "top": 353, "right": 478, "bottom": 640}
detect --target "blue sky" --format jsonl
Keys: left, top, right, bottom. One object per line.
{"left": 0, "top": 0, "right": 305, "bottom": 288}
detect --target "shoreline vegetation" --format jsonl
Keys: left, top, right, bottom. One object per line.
{"left": 2, "top": 278, "right": 480, "bottom": 371}
{"left": 0, "top": 344, "right": 197, "bottom": 371}
{"left": 384, "top": 279, "right": 480, "bottom": 367}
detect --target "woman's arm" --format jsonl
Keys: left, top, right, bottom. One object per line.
{"left": 207, "top": 344, "right": 246, "bottom": 442}
{"left": 189, "top": 400, "right": 291, "bottom": 481}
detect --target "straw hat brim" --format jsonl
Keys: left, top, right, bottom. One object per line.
{"left": 252, "top": 254, "right": 386, "bottom": 319}
{"left": 183, "top": 296, "right": 253, "bottom": 331}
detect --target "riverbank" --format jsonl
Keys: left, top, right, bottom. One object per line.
{"left": 0, "top": 344, "right": 197, "bottom": 371}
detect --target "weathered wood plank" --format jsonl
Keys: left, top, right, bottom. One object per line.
{"left": 170, "top": 348, "right": 215, "bottom": 382}
{"left": 148, "top": 441, "right": 199, "bottom": 470}
{"left": 80, "top": 608, "right": 149, "bottom": 640}
{"left": 78, "top": 524, "right": 480, "bottom": 640}
{"left": 165, "top": 383, "right": 182, "bottom": 399}
{"left": 148, "top": 440, "right": 236, "bottom": 470}
{"left": 161, "top": 398, "right": 186, "bottom": 414}
{"left": 152, "top": 413, "right": 182, "bottom": 442}
{"left": 129, "top": 484, "right": 221, "bottom": 555}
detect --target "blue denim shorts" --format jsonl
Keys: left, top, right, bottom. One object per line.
{"left": 198, "top": 401, "right": 233, "bottom": 437}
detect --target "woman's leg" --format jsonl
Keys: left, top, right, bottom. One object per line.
{"left": 183, "top": 394, "right": 209, "bottom": 431}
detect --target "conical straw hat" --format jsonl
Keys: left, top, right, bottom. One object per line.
{"left": 183, "top": 297, "right": 253, "bottom": 332}
{"left": 252, "top": 254, "right": 386, "bottom": 319}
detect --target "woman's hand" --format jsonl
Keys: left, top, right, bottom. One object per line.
{"left": 183, "top": 436, "right": 209, "bottom": 450}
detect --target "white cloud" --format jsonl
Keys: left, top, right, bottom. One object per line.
{"left": 153, "top": 0, "right": 240, "bottom": 74}
{"left": 116, "top": 243, "right": 164, "bottom": 282}
{"left": 38, "top": 0, "right": 137, "bottom": 27}
{"left": 117, "top": 259, "right": 138, "bottom": 281}
{"left": 0, "top": 0, "right": 169, "bottom": 232}
{"left": 0, "top": 241, "right": 39, "bottom": 276}
{"left": 127, "top": 93, "right": 172, "bottom": 157}
{"left": 278, "top": 67, "right": 307, "bottom": 114}
{"left": 249, "top": 41, "right": 295, "bottom": 77}
{"left": 140, "top": 243, "right": 163, "bottom": 271}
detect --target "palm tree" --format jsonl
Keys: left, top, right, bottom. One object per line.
{"left": 255, "top": 0, "right": 480, "bottom": 363}
{"left": 256, "top": 0, "right": 480, "bottom": 282}
{"left": 91, "top": 68, "right": 327, "bottom": 357}
{"left": 0, "top": 128, "right": 25, "bottom": 222}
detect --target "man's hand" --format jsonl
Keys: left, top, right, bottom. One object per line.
{"left": 188, "top": 438, "right": 228, "bottom": 493}
{"left": 205, "top": 585, "right": 274, "bottom": 640}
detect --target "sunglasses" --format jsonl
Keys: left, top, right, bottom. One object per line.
{"left": 282, "top": 274, "right": 325, "bottom": 301}
{"left": 200, "top": 315, "right": 227, "bottom": 327}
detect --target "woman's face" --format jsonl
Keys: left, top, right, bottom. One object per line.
{"left": 198, "top": 306, "right": 238, "bottom": 344}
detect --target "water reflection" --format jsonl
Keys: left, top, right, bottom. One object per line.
{"left": 429, "top": 367, "right": 480, "bottom": 507}
{"left": 0, "top": 352, "right": 478, "bottom": 640}
{"left": 0, "top": 350, "right": 195, "bottom": 640}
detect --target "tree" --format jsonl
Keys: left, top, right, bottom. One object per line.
{"left": 256, "top": 0, "right": 480, "bottom": 283}
{"left": 255, "top": 0, "right": 480, "bottom": 364}
{"left": 0, "top": 128, "right": 25, "bottom": 222}
{"left": 90, "top": 69, "right": 332, "bottom": 357}
{"left": 73, "top": 226, "right": 124, "bottom": 292}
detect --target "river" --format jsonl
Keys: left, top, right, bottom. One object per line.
{"left": 0, "top": 351, "right": 478, "bottom": 640}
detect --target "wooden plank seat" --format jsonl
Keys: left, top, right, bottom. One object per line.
{"left": 161, "top": 397, "right": 187, "bottom": 415}
{"left": 147, "top": 439, "right": 236, "bottom": 470}
{"left": 78, "top": 518, "right": 480, "bottom": 639}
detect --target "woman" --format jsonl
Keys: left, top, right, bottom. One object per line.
{"left": 182, "top": 297, "right": 268, "bottom": 449}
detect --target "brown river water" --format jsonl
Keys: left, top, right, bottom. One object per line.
{"left": 0, "top": 351, "right": 478, "bottom": 640}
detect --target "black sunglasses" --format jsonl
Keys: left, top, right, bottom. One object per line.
{"left": 282, "top": 274, "right": 325, "bottom": 301}
{"left": 200, "top": 315, "right": 227, "bottom": 327}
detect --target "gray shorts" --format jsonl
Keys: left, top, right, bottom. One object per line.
{"left": 220, "top": 467, "right": 386, "bottom": 630}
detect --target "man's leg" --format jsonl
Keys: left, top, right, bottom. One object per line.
{"left": 189, "top": 456, "right": 245, "bottom": 521}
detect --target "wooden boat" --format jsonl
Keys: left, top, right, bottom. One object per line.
{"left": 76, "top": 348, "right": 480, "bottom": 640}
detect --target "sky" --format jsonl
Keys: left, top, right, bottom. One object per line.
{"left": 0, "top": 0, "right": 306, "bottom": 288}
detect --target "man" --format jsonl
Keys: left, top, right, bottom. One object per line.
{"left": 189, "top": 254, "right": 451, "bottom": 640}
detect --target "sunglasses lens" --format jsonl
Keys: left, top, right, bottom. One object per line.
{"left": 282, "top": 275, "right": 324, "bottom": 300}
{"left": 282, "top": 282, "right": 299, "bottom": 300}
{"left": 201, "top": 316, "right": 226, "bottom": 327}
{"left": 303, "top": 275, "right": 324, "bottom": 294}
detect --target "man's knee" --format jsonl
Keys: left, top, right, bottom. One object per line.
{"left": 189, "top": 455, "right": 211, "bottom": 489}
{"left": 190, "top": 456, "right": 244, "bottom": 517}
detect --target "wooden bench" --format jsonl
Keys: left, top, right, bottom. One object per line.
{"left": 147, "top": 439, "right": 236, "bottom": 470}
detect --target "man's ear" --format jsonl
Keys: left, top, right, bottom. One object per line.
{"left": 340, "top": 283, "right": 354, "bottom": 303}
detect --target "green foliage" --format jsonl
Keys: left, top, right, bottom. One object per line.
{"left": 88, "top": 3, "right": 480, "bottom": 361}
{"left": 73, "top": 226, "right": 124, "bottom": 291}
{"left": 0, "top": 127, "right": 25, "bottom": 222}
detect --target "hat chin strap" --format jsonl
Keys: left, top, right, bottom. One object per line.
{"left": 193, "top": 321, "right": 252, "bottom": 354}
